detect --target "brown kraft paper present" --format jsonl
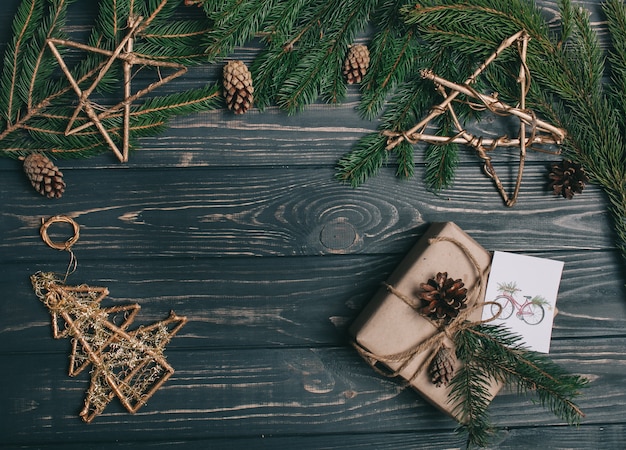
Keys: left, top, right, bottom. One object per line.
{"left": 350, "top": 222, "right": 502, "bottom": 423}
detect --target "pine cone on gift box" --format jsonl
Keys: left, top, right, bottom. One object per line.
{"left": 343, "top": 44, "right": 370, "bottom": 84}
{"left": 222, "top": 60, "right": 254, "bottom": 114}
{"left": 548, "top": 159, "right": 589, "bottom": 199}
{"left": 429, "top": 345, "right": 456, "bottom": 387}
{"left": 418, "top": 272, "right": 468, "bottom": 324}
{"left": 21, "top": 153, "right": 65, "bottom": 198}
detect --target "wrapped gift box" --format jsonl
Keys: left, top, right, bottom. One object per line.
{"left": 350, "top": 222, "right": 502, "bottom": 422}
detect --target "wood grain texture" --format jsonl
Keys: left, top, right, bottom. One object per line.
{"left": 1, "top": 0, "right": 624, "bottom": 449}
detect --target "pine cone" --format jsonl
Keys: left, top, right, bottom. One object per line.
{"left": 22, "top": 153, "right": 65, "bottom": 198}
{"left": 223, "top": 60, "right": 254, "bottom": 114}
{"left": 429, "top": 345, "right": 456, "bottom": 387}
{"left": 418, "top": 272, "right": 468, "bottom": 324}
{"left": 343, "top": 44, "right": 370, "bottom": 84}
{"left": 548, "top": 160, "right": 588, "bottom": 199}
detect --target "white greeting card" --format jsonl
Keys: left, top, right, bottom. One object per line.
{"left": 481, "top": 251, "right": 564, "bottom": 353}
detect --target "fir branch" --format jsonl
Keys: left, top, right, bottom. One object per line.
{"left": 203, "top": 0, "right": 276, "bottom": 60}
{"left": 458, "top": 324, "right": 588, "bottom": 422}
{"left": 423, "top": 115, "right": 459, "bottom": 191}
{"left": 335, "top": 132, "right": 389, "bottom": 187}
{"left": 136, "top": 20, "right": 214, "bottom": 63}
{"left": 451, "top": 323, "right": 588, "bottom": 447}
{"left": 132, "top": 83, "right": 222, "bottom": 119}
{"left": 276, "top": 0, "right": 378, "bottom": 114}
{"left": 449, "top": 360, "right": 495, "bottom": 448}
{"left": 357, "top": 0, "right": 419, "bottom": 120}
{"left": 0, "top": 0, "right": 45, "bottom": 125}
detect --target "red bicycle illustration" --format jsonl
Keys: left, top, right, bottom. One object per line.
{"left": 490, "top": 282, "right": 547, "bottom": 325}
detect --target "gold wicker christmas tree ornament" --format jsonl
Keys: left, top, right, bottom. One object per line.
{"left": 21, "top": 153, "right": 65, "bottom": 198}
{"left": 343, "top": 44, "right": 370, "bottom": 84}
{"left": 384, "top": 30, "right": 566, "bottom": 207}
{"left": 46, "top": 1, "right": 188, "bottom": 162}
{"left": 223, "top": 60, "right": 254, "bottom": 114}
{"left": 31, "top": 215, "right": 187, "bottom": 423}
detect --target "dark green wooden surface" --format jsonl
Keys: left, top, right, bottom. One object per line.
{"left": 1, "top": 1, "right": 625, "bottom": 448}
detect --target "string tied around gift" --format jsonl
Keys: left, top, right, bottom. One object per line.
{"left": 352, "top": 235, "right": 503, "bottom": 384}
{"left": 39, "top": 215, "right": 80, "bottom": 283}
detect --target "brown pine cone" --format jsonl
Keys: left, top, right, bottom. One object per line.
{"left": 429, "top": 345, "right": 456, "bottom": 387}
{"left": 418, "top": 272, "right": 468, "bottom": 324}
{"left": 22, "top": 153, "right": 65, "bottom": 198}
{"left": 548, "top": 160, "right": 588, "bottom": 199}
{"left": 223, "top": 60, "right": 254, "bottom": 114}
{"left": 343, "top": 44, "right": 370, "bottom": 84}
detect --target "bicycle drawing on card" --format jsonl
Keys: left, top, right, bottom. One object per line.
{"left": 490, "top": 281, "right": 549, "bottom": 325}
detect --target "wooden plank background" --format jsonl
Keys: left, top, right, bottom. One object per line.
{"left": 1, "top": 0, "right": 625, "bottom": 448}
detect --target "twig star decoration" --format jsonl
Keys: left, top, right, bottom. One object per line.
{"left": 46, "top": 0, "right": 187, "bottom": 162}
{"left": 31, "top": 216, "right": 187, "bottom": 422}
{"left": 384, "top": 30, "right": 566, "bottom": 207}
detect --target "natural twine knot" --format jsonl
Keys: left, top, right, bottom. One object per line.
{"left": 353, "top": 235, "right": 502, "bottom": 384}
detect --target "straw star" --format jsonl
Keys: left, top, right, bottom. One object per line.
{"left": 46, "top": 13, "right": 187, "bottom": 162}
{"left": 384, "top": 30, "right": 566, "bottom": 207}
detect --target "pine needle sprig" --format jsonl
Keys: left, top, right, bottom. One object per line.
{"left": 136, "top": 20, "right": 214, "bottom": 63}
{"left": 423, "top": 115, "right": 459, "bottom": 191}
{"left": 203, "top": 0, "right": 276, "bottom": 60}
{"left": 449, "top": 360, "right": 495, "bottom": 448}
{"left": 335, "top": 132, "right": 390, "bottom": 187}
{"left": 452, "top": 323, "right": 588, "bottom": 447}
{"left": 275, "top": 0, "right": 378, "bottom": 114}
{"left": 0, "top": 0, "right": 48, "bottom": 125}
{"left": 357, "top": 0, "right": 420, "bottom": 120}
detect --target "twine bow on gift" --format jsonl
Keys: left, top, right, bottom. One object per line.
{"left": 352, "top": 236, "right": 502, "bottom": 384}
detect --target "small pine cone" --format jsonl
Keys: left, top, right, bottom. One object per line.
{"left": 548, "top": 160, "right": 588, "bottom": 199}
{"left": 22, "top": 153, "right": 65, "bottom": 198}
{"left": 223, "top": 60, "right": 254, "bottom": 114}
{"left": 429, "top": 345, "right": 456, "bottom": 387}
{"left": 343, "top": 44, "right": 370, "bottom": 84}
{"left": 418, "top": 272, "right": 468, "bottom": 324}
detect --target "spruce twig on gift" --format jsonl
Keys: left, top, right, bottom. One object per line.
{"left": 452, "top": 324, "right": 588, "bottom": 448}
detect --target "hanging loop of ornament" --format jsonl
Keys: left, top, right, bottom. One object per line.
{"left": 40, "top": 215, "right": 80, "bottom": 251}
{"left": 40, "top": 215, "right": 80, "bottom": 280}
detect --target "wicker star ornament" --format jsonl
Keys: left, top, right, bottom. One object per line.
{"left": 46, "top": 4, "right": 187, "bottom": 162}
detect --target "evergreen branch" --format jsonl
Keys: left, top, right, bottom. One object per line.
{"left": 358, "top": 26, "right": 418, "bottom": 120}
{"left": 276, "top": 0, "right": 378, "bottom": 113}
{"left": 458, "top": 325, "right": 588, "bottom": 424}
{"left": 0, "top": 0, "right": 222, "bottom": 160}
{"left": 448, "top": 323, "right": 587, "bottom": 447}
{"left": 423, "top": 115, "right": 459, "bottom": 191}
{"left": 335, "top": 132, "right": 389, "bottom": 187}
{"left": 357, "top": 0, "right": 418, "bottom": 119}
{"left": 449, "top": 361, "right": 494, "bottom": 448}
{"left": 132, "top": 83, "right": 222, "bottom": 118}
{"left": 24, "top": 1, "right": 70, "bottom": 110}
{"left": 0, "top": 0, "right": 44, "bottom": 125}
{"left": 136, "top": 20, "right": 214, "bottom": 63}
{"left": 604, "top": 0, "right": 626, "bottom": 134}
{"left": 203, "top": 0, "right": 276, "bottom": 60}
{"left": 394, "top": 139, "right": 414, "bottom": 180}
